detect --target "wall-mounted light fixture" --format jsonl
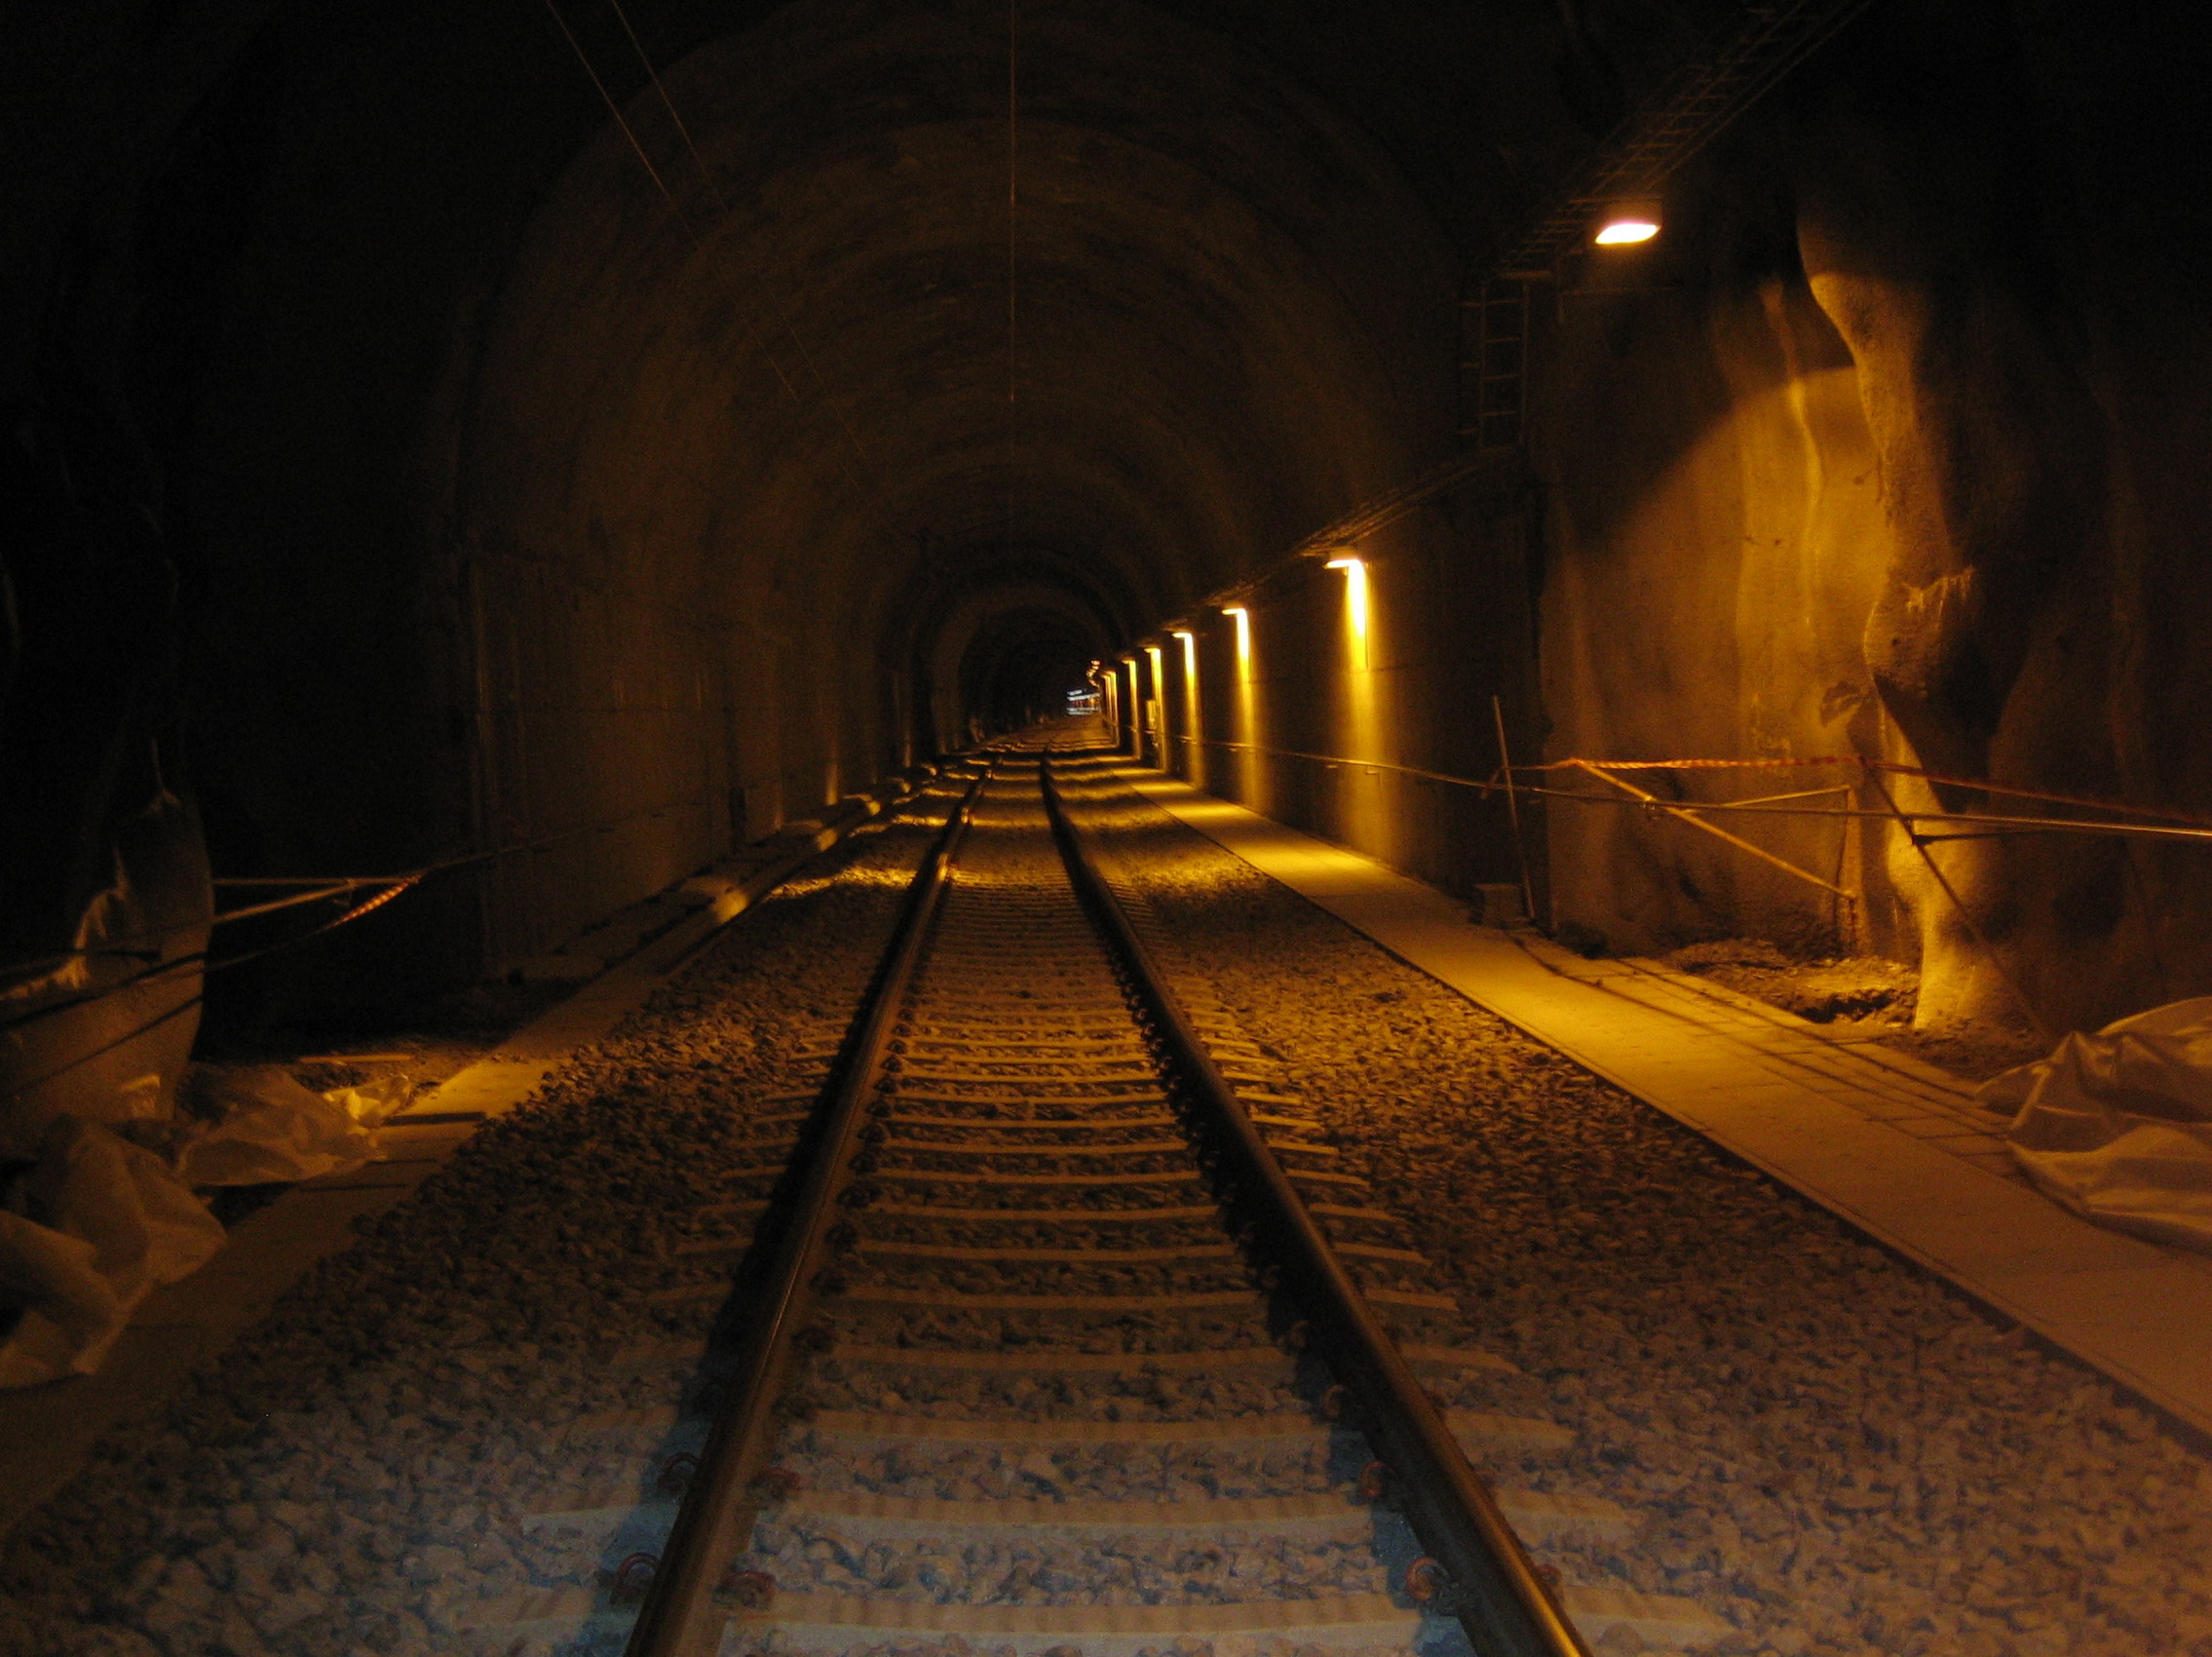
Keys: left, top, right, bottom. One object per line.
{"left": 1592, "top": 198, "right": 1662, "bottom": 246}
{"left": 1323, "top": 556, "right": 1369, "bottom": 653}
{"left": 1220, "top": 605, "right": 1250, "bottom": 667}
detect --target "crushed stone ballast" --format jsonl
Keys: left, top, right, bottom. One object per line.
{"left": 600, "top": 743, "right": 1719, "bottom": 1657}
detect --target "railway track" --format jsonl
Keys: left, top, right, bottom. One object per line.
{"left": 474, "top": 744, "right": 1729, "bottom": 1657}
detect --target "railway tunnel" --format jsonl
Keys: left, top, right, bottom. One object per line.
{"left": 9, "top": 3, "right": 2212, "bottom": 1656}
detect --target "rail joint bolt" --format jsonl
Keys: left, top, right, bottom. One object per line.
{"left": 608, "top": 1552, "right": 658, "bottom": 1603}
{"left": 726, "top": 1569, "right": 777, "bottom": 1609}
{"left": 1404, "top": 1556, "right": 1460, "bottom": 1612}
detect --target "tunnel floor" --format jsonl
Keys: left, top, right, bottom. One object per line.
{"left": 2, "top": 757, "right": 2208, "bottom": 1657}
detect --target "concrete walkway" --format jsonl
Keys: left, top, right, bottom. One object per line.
{"left": 1124, "top": 770, "right": 2212, "bottom": 1440}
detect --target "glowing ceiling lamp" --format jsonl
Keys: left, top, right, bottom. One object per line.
{"left": 1220, "top": 605, "right": 1250, "bottom": 665}
{"left": 1592, "top": 199, "right": 1661, "bottom": 246}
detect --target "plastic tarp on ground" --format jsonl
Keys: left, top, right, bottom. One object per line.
{"left": 175, "top": 1066, "right": 390, "bottom": 1186}
{"left": 0, "top": 1070, "right": 400, "bottom": 1388}
{"left": 1980, "top": 996, "right": 2212, "bottom": 1252}
{"left": 1, "top": 787, "right": 412, "bottom": 1386}
{"left": 0, "top": 1117, "right": 225, "bottom": 1387}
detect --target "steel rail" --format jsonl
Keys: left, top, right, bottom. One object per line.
{"left": 624, "top": 756, "right": 995, "bottom": 1657}
{"left": 1039, "top": 751, "right": 1589, "bottom": 1657}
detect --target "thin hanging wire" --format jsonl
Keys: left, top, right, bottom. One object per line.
{"left": 542, "top": 0, "right": 872, "bottom": 488}
{"left": 598, "top": 0, "right": 875, "bottom": 477}
{"left": 541, "top": 0, "right": 699, "bottom": 246}
{"left": 1005, "top": 0, "right": 1020, "bottom": 551}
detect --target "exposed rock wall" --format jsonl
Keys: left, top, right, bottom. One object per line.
{"left": 1535, "top": 232, "right": 1900, "bottom": 968}
{"left": 1536, "top": 3, "right": 2212, "bottom": 1033}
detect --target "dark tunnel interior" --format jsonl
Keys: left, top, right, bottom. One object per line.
{"left": 8, "top": 0, "right": 2212, "bottom": 1049}
{"left": 16, "top": 7, "right": 2212, "bottom": 1653}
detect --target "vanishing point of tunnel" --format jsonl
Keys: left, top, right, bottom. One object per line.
{"left": 7, "top": 5, "right": 2212, "bottom": 1657}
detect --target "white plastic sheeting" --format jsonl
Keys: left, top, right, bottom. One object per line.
{"left": 0, "top": 1117, "right": 225, "bottom": 1387}
{"left": 0, "top": 790, "right": 212, "bottom": 1159}
{"left": 0, "top": 1067, "right": 401, "bottom": 1387}
{"left": 1981, "top": 996, "right": 2212, "bottom": 1252}
{"left": 174, "top": 1066, "right": 388, "bottom": 1187}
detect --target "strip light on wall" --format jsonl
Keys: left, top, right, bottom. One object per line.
{"left": 1221, "top": 605, "right": 1250, "bottom": 666}
{"left": 1324, "top": 556, "right": 1369, "bottom": 649}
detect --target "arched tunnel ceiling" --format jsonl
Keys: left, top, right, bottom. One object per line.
{"left": 465, "top": 0, "right": 1506, "bottom": 675}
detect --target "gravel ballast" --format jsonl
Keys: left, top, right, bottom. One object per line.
{"left": 13, "top": 753, "right": 2206, "bottom": 1657}
{"left": 0, "top": 789, "right": 965, "bottom": 1657}
{"left": 1069, "top": 768, "right": 2212, "bottom": 1657}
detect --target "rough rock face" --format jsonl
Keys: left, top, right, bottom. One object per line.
{"left": 1785, "top": 10, "right": 2212, "bottom": 1035}
{"left": 1537, "top": 7, "right": 2212, "bottom": 1037}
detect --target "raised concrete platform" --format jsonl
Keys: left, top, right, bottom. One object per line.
{"left": 1122, "top": 769, "right": 2212, "bottom": 1441}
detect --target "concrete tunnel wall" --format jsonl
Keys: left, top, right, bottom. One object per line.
{"left": 16, "top": 0, "right": 1604, "bottom": 1045}
{"left": 453, "top": 0, "right": 1460, "bottom": 981}
{"left": 1115, "top": 5, "right": 2212, "bottom": 1040}
{"left": 8, "top": 0, "right": 2212, "bottom": 1077}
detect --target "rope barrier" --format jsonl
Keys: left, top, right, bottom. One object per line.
{"left": 0, "top": 877, "right": 425, "bottom": 1055}
{"left": 0, "top": 769, "right": 941, "bottom": 1100}
{"left": 1173, "top": 734, "right": 2212, "bottom": 844}
{"left": 1, "top": 789, "right": 722, "bottom": 1013}
{"left": 1564, "top": 757, "right": 1855, "bottom": 907}
{"left": 1155, "top": 731, "right": 2205, "bottom": 1033}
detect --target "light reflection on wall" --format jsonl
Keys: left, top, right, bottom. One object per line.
{"left": 1174, "top": 630, "right": 1201, "bottom": 789}
{"left": 1324, "top": 556, "right": 1369, "bottom": 667}
{"left": 1221, "top": 604, "right": 1263, "bottom": 812}
{"left": 1325, "top": 554, "right": 1386, "bottom": 853}
{"left": 1144, "top": 643, "right": 1165, "bottom": 767}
